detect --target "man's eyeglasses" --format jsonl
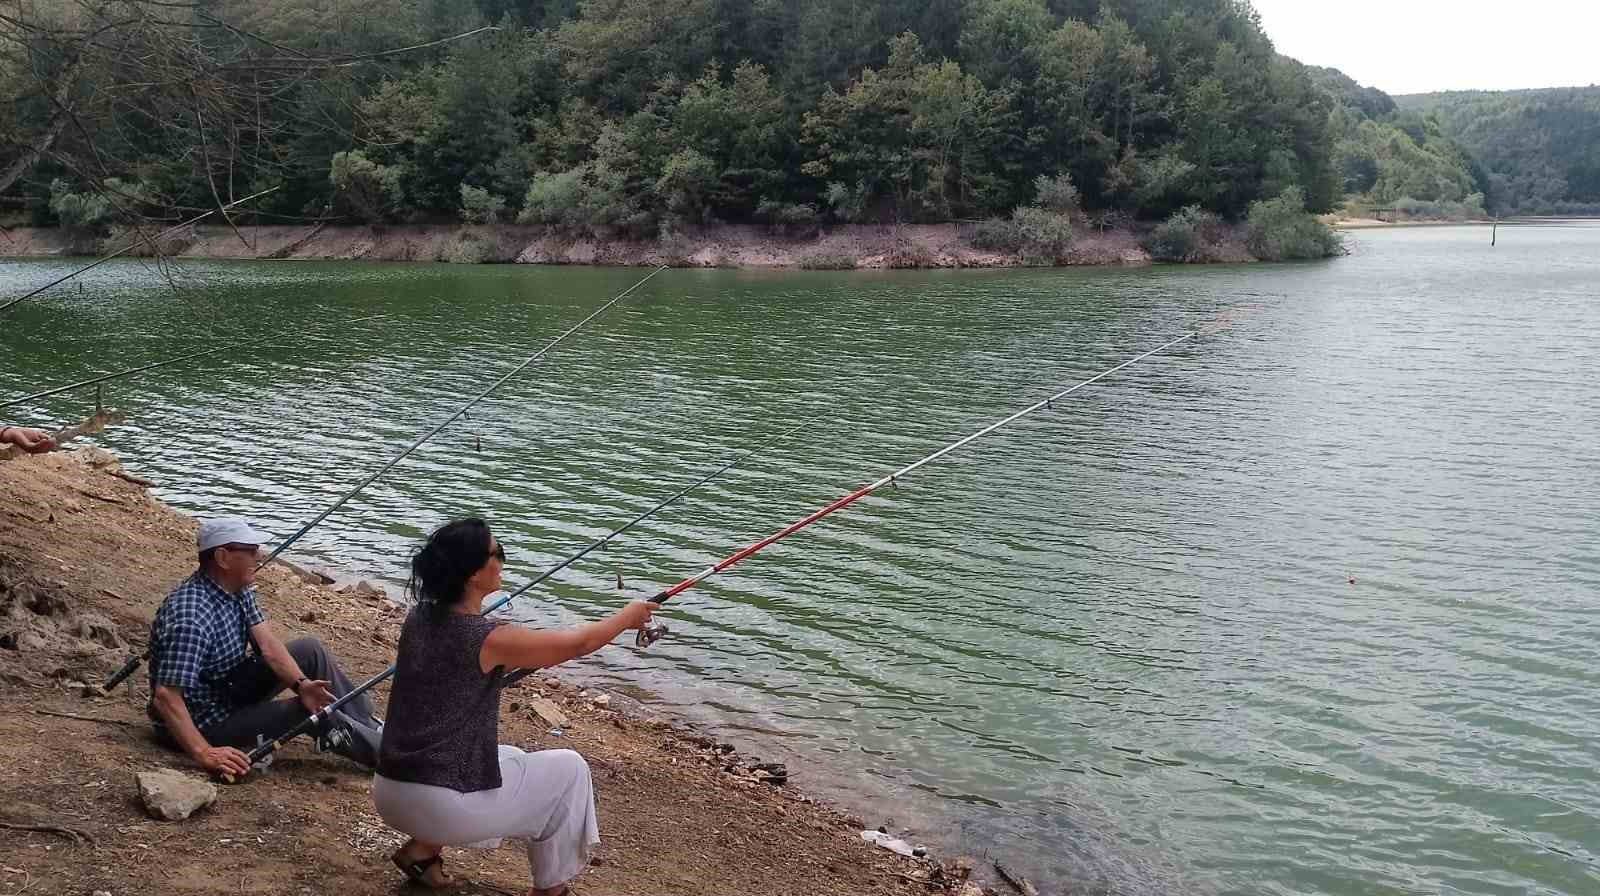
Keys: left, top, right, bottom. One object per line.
{"left": 490, "top": 544, "right": 506, "bottom": 561}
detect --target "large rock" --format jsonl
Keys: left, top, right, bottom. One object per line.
{"left": 273, "top": 558, "right": 336, "bottom": 586}
{"left": 136, "top": 769, "right": 217, "bottom": 821}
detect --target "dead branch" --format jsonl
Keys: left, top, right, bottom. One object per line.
{"left": 0, "top": 820, "right": 96, "bottom": 846}
{"left": 34, "top": 708, "right": 139, "bottom": 728}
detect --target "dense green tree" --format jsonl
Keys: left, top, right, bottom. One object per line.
{"left": 8, "top": 0, "right": 1571, "bottom": 236}
{"left": 802, "top": 34, "right": 1013, "bottom": 222}
{"left": 1399, "top": 87, "right": 1600, "bottom": 214}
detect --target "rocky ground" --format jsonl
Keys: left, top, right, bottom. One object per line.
{"left": 0, "top": 449, "right": 994, "bottom": 896}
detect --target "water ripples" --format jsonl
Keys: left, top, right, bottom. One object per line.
{"left": 4, "top": 228, "right": 1600, "bottom": 895}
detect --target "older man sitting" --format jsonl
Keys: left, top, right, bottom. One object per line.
{"left": 147, "top": 518, "right": 381, "bottom": 778}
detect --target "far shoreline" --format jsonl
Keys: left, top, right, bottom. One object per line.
{"left": 2, "top": 220, "right": 1244, "bottom": 270}
{"left": 1328, "top": 217, "right": 1492, "bottom": 230}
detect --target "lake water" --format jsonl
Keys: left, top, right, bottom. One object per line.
{"left": 3, "top": 224, "right": 1598, "bottom": 895}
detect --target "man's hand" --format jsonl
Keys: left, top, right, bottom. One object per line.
{"left": 0, "top": 426, "right": 57, "bottom": 454}
{"left": 297, "top": 679, "right": 335, "bottom": 714}
{"left": 195, "top": 745, "right": 251, "bottom": 778}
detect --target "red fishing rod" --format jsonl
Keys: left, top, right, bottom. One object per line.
{"left": 636, "top": 329, "right": 1204, "bottom": 647}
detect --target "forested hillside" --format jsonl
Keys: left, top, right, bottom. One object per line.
{"left": 1311, "top": 67, "right": 1492, "bottom": 220}
{"left": 11, "top": 0, "right": 1582, "bottom": 257}
{"left": 1396, "top": 87, "right": 1600, "bottom": 215}
{"left": 3, "top": 0, "right": 1341, "bottom": 242}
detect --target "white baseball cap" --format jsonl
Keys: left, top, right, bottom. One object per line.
{"left": 197, "top": 518, "right": 272, "bottom": 552}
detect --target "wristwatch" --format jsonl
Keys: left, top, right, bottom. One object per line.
{"left": 291, "top": 677, "right": 308, "bottom": 695}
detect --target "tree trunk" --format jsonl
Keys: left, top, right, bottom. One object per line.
{"left": 0, "top": 57, "right": 82, "bottom": 197}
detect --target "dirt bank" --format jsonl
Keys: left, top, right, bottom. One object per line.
{"left": 0, "top": 449, "right": 987, "bottom": 896}
{"left": 2, "top": 221, "right": 1155, "bottom": 269}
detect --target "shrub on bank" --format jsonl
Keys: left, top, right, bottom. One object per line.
{"left": 1144, "top": 206, "right": 1227, "bottom": 262}
{"left": 518, "top": 169, "right": 587, "bottom": 229}
{"left": 1246, "top": 188, "right": 1345, "bottom": 260}
{"left": 971, "top": 206, "right": 1074, "bottom": 262}
{"left": 1011, "top": 206, "right": 1074, "bottom": 263}
{"left": 1033, "top": 173, "right": 1080, "bottom": 215}
{"left": 971, "top": 216, "right": 1022, "bottom": 252}
{"left": 330, "top": 150, "right": 406, "bottom": 227}
{"left": 459, "top": 184, "right": 506, "bottom": 225}
{"left": 755, "top": 199, "right": 822, "bottom": 238}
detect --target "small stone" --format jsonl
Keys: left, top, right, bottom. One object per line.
{"left": 136, "top": 769, "right": 218, "bottom": 821}
{"left": 590, "top": 694, "right": 611, "bottom": 708}
{"left": 93, "top": 891, "right": 112, "bottom": 896}
{"left": 913, "top": 846, "right": 928, "bottom": 858}
{"left": 299, "top": 611, "right": 317, "bottom": 623}
{"left": 588, "top": 855, "right": 604, "bottom": 867}
{"left": 528, "top": 697, "right": 569, "bottom": 729}
{"left": 508, "top": 701, "right": 522, "bottom": 713}
{"left": 548, "top": 727, "right": 565, "bottom": 737}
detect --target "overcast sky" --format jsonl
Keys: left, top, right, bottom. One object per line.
{"left": 1249, "top": 0, "right": 1600, "bottom": 95}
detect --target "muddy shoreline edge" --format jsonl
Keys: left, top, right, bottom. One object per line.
{"left": 0, "top": 448, "right": 998, "bottom": 896}
{"left": 4, "top": 221, "right": 1187, "bottom": 269}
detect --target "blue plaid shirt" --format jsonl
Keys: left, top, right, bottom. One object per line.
{"left": 147, "top": 572, "right": 266, "bottom": 731}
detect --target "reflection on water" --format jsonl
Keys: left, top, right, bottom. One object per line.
{"left": 4, "top": 223, "right": 1599, "bottom": 895}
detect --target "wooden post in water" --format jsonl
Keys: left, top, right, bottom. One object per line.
{"left": 1492, "top": 219, "right": 1498, "bottom": 247}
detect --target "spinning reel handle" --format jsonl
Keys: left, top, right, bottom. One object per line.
{"left": 635, "top": 620, "right": 668, "bottom": 649}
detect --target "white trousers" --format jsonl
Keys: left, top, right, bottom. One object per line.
{"left": 374, "top": 745, "right": 600, "bottom": 889}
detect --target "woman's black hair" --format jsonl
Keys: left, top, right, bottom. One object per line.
{"left": 408, "top": 518, "right": 494, "bottom": 622}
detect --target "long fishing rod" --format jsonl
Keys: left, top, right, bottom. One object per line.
{"left": 0, "top": 313, "right": 391, "bottom": 411}
{"left": 257, "top": 265, "right": 667, "bottom": 570}
{"left": 232, "top": 414, "right": 815, "bottom": 776}
{"left": 633, "top": 330, "right": 1203, "bottom": 647}
{"left": 102, "top": 267, "right": 667, "bottom": 692}
{"left": 0, "top": 187, "right": 280, "bottom": 317}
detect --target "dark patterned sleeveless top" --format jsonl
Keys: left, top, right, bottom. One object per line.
{"left": 377, "top": 609, "right": 505, "bottom": 792}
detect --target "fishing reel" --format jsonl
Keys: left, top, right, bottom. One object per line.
{"left": 636, "top": 620, "right": 668, "bottom": 649}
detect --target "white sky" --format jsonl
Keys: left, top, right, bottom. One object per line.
{"left": 1249, "top": 0, "right": 1600, "bottom": 95}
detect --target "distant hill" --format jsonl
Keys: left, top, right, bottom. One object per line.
{"left": 1308, "top": 66, "right": 1489, "bottom": 220}
{"left": 1395, "top": 87, "right": 1600, "bottom": 215}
